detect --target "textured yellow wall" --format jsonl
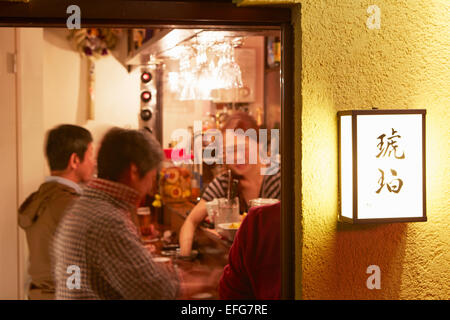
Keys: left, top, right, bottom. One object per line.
{"left": 242, "top": 0, "right": 450, "bottom": 299}
{"left": 235, "top": 0, "right": 297, "bottom": 5}
{"left": 297, "top": 0, "right": 449, "bottom": 300}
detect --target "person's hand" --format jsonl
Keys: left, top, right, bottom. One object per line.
{"left": 177, "top": 266, "right": 223, "bottom": 299}
{"left": 178, "top": 244, "right": 192, "bottom": 258}
{"left": 150, "top": 224, "right": 160, "bottom": 237}
{"left": 144, "top": 243, "right": 156, "bottom": 253}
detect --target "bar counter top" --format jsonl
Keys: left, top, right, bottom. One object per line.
{"left": 162, "top": 201, "right": 233, "bottom": 250}
{"left": 141, "top": 201, "right": 232, "bottom": 299}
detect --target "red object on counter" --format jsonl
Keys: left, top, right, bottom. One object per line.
{"left": 163, "top": 148, "right": 193, "bottom": 162}
{"left": 219, "top": 201, "right": 281, "bottom": 300}
{"left": 163, "top": 148, "right": 174, "bottom": 160}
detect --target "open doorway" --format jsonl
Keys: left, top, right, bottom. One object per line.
{"left": 0, "top": 0, "right": 295, "bottom": 299}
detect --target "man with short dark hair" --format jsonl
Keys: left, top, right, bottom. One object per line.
{"left": 52, "top": 127, "right": 180, "bottom": 299}
{"left": 18, "top": 124, "right": 95, "bottom": 300}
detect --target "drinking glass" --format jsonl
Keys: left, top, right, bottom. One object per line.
{"left": 216, "top": 197, "right": 240, "bottom": 230}
{"left": 137, "top": 207, "right": 152, "bottom": 236}
{"left": 205, "top": 199, "right": 219, "bottom": 227}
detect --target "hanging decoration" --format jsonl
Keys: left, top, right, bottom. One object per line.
{"left": 68, "top": 28, "right": 121, "bottom": 120}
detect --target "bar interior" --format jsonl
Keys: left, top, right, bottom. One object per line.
{"left": 2, "top": 25, "right": 282, "bottom": 299}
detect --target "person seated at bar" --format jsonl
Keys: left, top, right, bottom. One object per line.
{"left": 179, "top": 111, "right": 281, "bottom": 257}
{"left": 18, "top": 124, "right": 95, "bottom": 300}
{"left": 52, "top": 127, "right": 216, "bottom": 299}
{"left": 219, "top": 201, "right": 281, "bottom": 299}
{"left": 52, "top": 127, "right": 180, "bottom": 299}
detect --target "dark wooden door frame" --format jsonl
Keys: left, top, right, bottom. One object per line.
{"left": 0, "top": 0, "right": 290, "bottom": 27}
{"left": 0, "top": 0, "right": 297, "bottom": 300}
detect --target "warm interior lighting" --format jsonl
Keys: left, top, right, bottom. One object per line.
{"left": 338, "top": 110, "right": 426, "bottom": 223}
{"left": 165, "top": 36, "right": 244, "bottom": 101}
{"left": 140, "top": 90, "right": 152, "bottom": 103}
{"left": 141, "top": 71, "right": 152, "bottom": 83}
{"left": 167, "top": 72, "right": 180, "bottom": 92}
{"left": 340, "top": 115, "right": 353, "bottom": 219}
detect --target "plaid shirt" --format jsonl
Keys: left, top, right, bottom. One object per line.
{"left": 53, "top": 178, "right": 180, "bottom": 299}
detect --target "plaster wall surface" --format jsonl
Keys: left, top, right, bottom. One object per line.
{"left": 242, "top": 0, "right": 450, "bottom": 299}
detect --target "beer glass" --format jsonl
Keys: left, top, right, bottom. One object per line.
{"left": 137, "top": 207, "right": 152, "bottom": 236}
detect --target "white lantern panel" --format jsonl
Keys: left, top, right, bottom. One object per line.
{"left": 356, "top": 114, "right": 423, "bottom": 219}
{"left": 340, "top": 115, "right": 353, "bottom": 219}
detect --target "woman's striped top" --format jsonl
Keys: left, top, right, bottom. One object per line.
{"left": 201, "top": 170, "right": 281, "bottom": 212}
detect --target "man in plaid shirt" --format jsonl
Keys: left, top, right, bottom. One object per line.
{"left": 53, "top": 128, "right": 180, "bottom": 299}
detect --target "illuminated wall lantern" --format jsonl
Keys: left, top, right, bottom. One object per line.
{"left": 338, "top": 109, "right": 426, "bottom": 223}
